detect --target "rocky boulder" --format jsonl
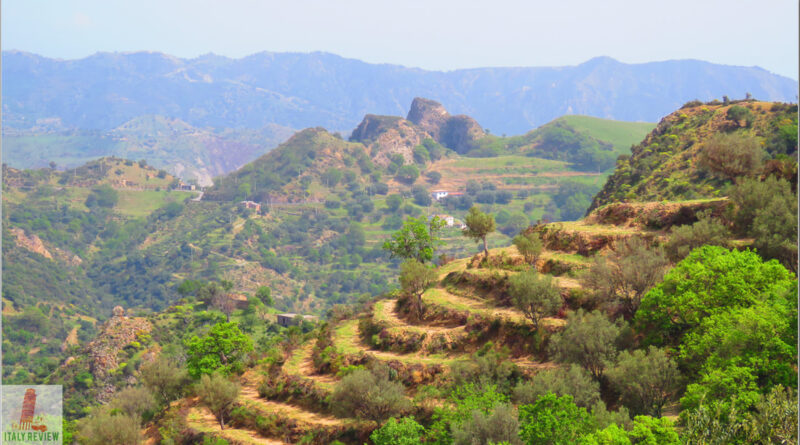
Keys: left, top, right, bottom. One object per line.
{"left": 406, "top": 97, "right": 450, "bottom": 140}
{"left": 349, "top": 114, "right": 405, "bottom": 145}
{"left": 350, "top": 114, "right": 427, "bottom": 167}
{"left": 440, "top": 114, "right": 486, "bottom": 154}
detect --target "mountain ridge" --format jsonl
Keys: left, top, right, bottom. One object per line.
{"left": 4, "top": 50, "right": 795, "bottom": 135}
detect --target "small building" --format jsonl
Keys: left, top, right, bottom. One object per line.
{"left": 277, "top": 313, "right": 318, "bottom": 327}
{"left": 433, "top": 191, "right": 465, "bottom": 201}
{"left": 114, "top": 179, "right": 137, "bottom": 188}
{"left": 239, "top": 200, "right": 261, "bottom": 212}
{"left": 229, "top": 294, "right": 250, "bottom": 310}
{"left": 178, "top": 181, "right": 196, "bottom": 191}
{"left": 431, "top": 190, "right": 449, "bottom": 200}
{"left": 432, "top": 214, "right": 456, "bottom": 227}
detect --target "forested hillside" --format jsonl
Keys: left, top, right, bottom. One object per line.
{"left": 2, "top": 98, "right": 797, "bottom": 444}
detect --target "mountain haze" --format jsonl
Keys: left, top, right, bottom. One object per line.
{"left": 3, "top": 50, "right": 795, "bottom": 135}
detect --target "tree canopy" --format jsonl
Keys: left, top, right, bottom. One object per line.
{"left": 636, "top": 246, "right": 796, "bottom": 346}
{"left": 382, "top": 216, "right": 445, "bottom": 263}
{"left": 185, "top": 322, "right": 254, "bottom": 378}
{"left": 463, "top": 206, "right": 496, "bottom": 259}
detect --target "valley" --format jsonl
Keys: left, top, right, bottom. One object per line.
{"left": 1, "top": 97, "right": 797, "bottom": 444}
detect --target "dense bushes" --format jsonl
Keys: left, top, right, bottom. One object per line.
{"left": 698, "top": 133, "right": 764, "bottom": 181}
{"left": 331, "top": 365, "right": 410, "bottom": 421}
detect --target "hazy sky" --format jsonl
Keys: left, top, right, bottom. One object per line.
{"left": 3, "top": 0, "right": 798, "bottom": 79}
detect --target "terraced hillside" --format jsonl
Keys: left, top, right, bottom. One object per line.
{"left": 166, "top": 200, "right": 728, "bottom": 444}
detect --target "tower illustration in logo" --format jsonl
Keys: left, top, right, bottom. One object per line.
{"left": 19, "top": 389, "right": 37, "bottom": 430}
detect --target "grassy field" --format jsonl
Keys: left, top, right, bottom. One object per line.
{"left": 442, "top": 155, "right": 570, "bottom": 173}
{"left": 559, "top": 115, "right": 655, "bottom": 153}
{"left": 116, "top": 190, "right": 185, "bottom": 217}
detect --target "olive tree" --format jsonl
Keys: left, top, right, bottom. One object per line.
{"left": 549, "top": 310, "right": 622, "bottom": 380}
{"left": 196, "top": 372, "right": 240, "bottom": 429}
{"left": 607, "top": 346, "right": 680, "bottom": 416}
{"left": 698, "top": 133, "right": 764, "bottom": 181}
{"left": 581, "top": 237, "right": 669, "bottom": 318}
{"left": 331, "top": 367, "right": 410, "bottom": 421}
{"left": 665, "top": 211, "right": 731, "bottom": 262}
{"left": 77, "top": 408, "right": 142, "bottom": 445}
{"left": 512, "top": 231, "right": 544, "bottom": 266}
{"left": 398, "top": 260, "right": 438, "bottom": 318}
{"left": 463, "top": 206, "right": 496, "bottom": 260}
{"left": 109, "top": 386, "right": 157, "bottom": 421}
{"left": 452, "top": 403, "right": 522, "bottom": 445}
{"left": 139, "top": 355, "right": 190, "bottom": 404}
{"left": 508, "top": 270, "right": 561, "bottom": 329}
{"left": 513, "top": 364, "right": 600, "bottom": 408}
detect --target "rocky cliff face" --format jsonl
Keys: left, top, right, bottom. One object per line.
{"left": 350, "top": 115, "right": 405, "bottom": 144}
{"left": 10, "top": 227, "right": 83, "bottom": 265}
{"left": 85, "top": 307, "right": 152, "bottom": 400}
{"left": 350, "top": 114, "right": 428, "bottom": 166}
{"left": 407, "top": 97, "right": 485, "bottom": 153}
{"left": 10, "top": 227, "right": 53, "bottom": 259}
{"left": 406, "top": 97, "right": 450, "bottom": 140}
{"left": 351, "top": 98, "right": 487, "bottom": 163}
{"left": 440, "top": 114, "right": 486, "bottom": 154}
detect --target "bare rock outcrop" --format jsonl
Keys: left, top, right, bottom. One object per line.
{"left": 10, "top": 227, "right": 53, "bottom": 259}
{"left": 406, "top": 97, "right": 486, "bottom": 153}
{"left": 350, "top": 114, "right": 427, "bottom": 167}
{"left": 440, "top": 114, "right": 485, "bottom": 153}
{"left": 406, "top": 97, "right": 450, "bottom": 140}
{"left": 349, "top": 98, "right": 487, "bottom": 165}
{"left": 86, "top": 307, "right": 152, "bottom": 386}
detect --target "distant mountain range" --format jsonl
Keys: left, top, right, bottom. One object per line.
{"left": 1, "top": 115, "right": 294, "bottom": 185}
{"left": 3, "top": 50, "right": 796, "bottom": 136}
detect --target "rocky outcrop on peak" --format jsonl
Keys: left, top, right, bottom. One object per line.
{"left": 407, "top": 97, "right": 450, "bottom": 140}
{"left": 350, "top": 115, "right": 428, "bottom": 167}
{"left": 350, "top": 115, "right": 405, "bottom": 145}
{"left": 440, "top": 114, "right": 486, "bottom": 154}
{"left": 350, "top": 98, "right": 487, "bottom": 164}
{"left": 406, "top": 97, "right": 486, "bottom": 153}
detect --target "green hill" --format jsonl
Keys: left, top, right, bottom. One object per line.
{"left": 467, "top": 115, "right": 654, "bottom": 171}
{"left": 558, "top": 115, "right": 655, "bottom": 153}
{"left": 590, "top": 100, "right": 798, "bottom": 211}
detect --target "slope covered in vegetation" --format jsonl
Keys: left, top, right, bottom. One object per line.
{"left": 4, "top": 98, "right": 797, "bottom": 444}
{"left": 61, "top": 194, "right": 796, "bottom": 444}
{"left": 590, "top": 100, "right": 797, "bottom": 210}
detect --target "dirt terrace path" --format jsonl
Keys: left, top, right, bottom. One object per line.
{"left": 334, "top": 319, "right": 459, "bottom": 366}
{"left": 554, "top": 276, "right": 582, "bottom": 289}
{"left": 375, "top": 299, "right": 465, "bottom": 334}
{"left": 239, "top": 385, "right": 343, "bottom": 427}
{"left": 424, "top": 287, "right": 565, "bottom": 328}
{"left": 511, "top": 357, "right": 558, "bottom": 372}
{"left": 186, "top": 405, "right": 284, "bottom": 445}
{"left": 284, "top": 342, "right": 339, "bottom": 388}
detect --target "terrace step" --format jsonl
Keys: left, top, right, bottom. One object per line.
{"left": 186, "top": 404, "right": 284, "bottom": 445}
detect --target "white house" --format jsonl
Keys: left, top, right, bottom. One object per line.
{"left": 432, "top": 214, "right": 456, "bottom": 227}
{"left": 431, "top": 190, "right": 449, "bottom": 200}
